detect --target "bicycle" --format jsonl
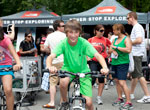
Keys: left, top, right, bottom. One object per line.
{"left": 0, "top": 67, "right": 23, "bottom": 110}
{"left": 43, "top": 69, "right": 105, "bottom": 110}
{"left": 142, "top": 66, "right": 150, "bottom": 82}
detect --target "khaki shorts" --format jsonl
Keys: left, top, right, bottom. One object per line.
{"left": 130, "top": 56, "right": 143, "bottom": 79}
{"left": 50, "top": 62, "right": 63, "bottom": 86}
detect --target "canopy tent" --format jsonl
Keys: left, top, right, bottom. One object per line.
{"left": 62, "top": 0, "right": 148, "bottom": 25}
{"left": 1, "top": 8, "right": 60, "bottom": 27}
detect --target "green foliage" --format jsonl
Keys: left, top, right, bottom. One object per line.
{"left": 0, "top": 0, "right": 150, "bottom": 17}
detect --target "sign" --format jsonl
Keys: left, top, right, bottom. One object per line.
{"left": 21, "top": 11, "right": 42, "bottom": 18}
{"left": 68, "top": 16, "right": 127, "bottom": 22}
{"left": 95, "top": 6, "right": 116, "bottom": 14}
{"left": 3, "top": 19, "right": 54, "bottom": 25}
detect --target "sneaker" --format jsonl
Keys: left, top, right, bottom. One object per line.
{"left": 94, "top": 83, "right": 98, "bottom": 88}
{"left": 122, "top": 94, "right": 135, "bottom": 100}
{"left": 112, "top": 98, "right": 124, "bottom": 106}
{"left": 104, "top": 84, "right": 108, "bottom": 90}
{"left": 96, "top": 96, "right": 103, "bottom": 105}
{"left": 108, "top": 80, "right": 114, "bottom": 86}
{"left": 137, "top": 96, "right": 150, "bottom": 103}
{"left": 58, "top": 102, "right": 69, "bottom": 110}
{"left": 110, "top": 81, "right": 114, "bottom": 86}
{"left": 119, "top": 102, "right": 133, "bottom": 110}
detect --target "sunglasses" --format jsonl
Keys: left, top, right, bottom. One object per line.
{"left": 126, "top": 17, "right": 130, "bottom": 20}
{"left": 27, "top": 36, "right": 32, "bottom": 38}
{"left": 99, "top": 30, "right": 105, "bottom": 33}
{"left": 60, "top": 25, "right": 65, "bottom": 27}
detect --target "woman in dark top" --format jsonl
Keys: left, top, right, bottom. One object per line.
{"left": 19, "top": 32, "right": 37, "bottom": 56}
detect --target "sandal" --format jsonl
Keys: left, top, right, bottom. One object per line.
{"left": 42, "top": 104, "right": 55, "bottom": 108}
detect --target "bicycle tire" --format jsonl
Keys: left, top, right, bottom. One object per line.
{"left": 14, "top": 106, "right": 21, "bottom": 110}
{"left": 0, "top": 94, "right": 6, "bottom": 110}
{"left": 15, "top": 92, "right": 21, "bottom": 101}
{"left": 72, "top": 108, "right": 83, "bottom": 110}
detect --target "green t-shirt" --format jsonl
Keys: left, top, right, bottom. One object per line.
{"left": 111, "top": 36, "right": 129, "bottom": 65}
{"left": 53, "top": 37, "right": 97, "bottom": 73}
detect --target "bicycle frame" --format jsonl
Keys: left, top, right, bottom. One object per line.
{"left": 68, "top": 74, "right": 86, "bottom": 110}
{"left": 42, "top": 69, "right": 104, "bottom": 110}
{"left": 0, "top": 82, "right": 7, "bottom": 110}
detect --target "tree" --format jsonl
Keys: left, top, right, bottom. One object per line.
{"left": 0, "top": 0, "right": 150, "bottom": 17}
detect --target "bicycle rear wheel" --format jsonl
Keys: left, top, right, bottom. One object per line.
{"left": 0, "top": 87, "right": 6, "bottom": 110}
{"left": 0, "top": 96, "right": 6, "bottom": 110}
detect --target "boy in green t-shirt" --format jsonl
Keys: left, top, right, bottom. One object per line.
{"left": 46, "top": 19, "right": 109, "bottom": 110}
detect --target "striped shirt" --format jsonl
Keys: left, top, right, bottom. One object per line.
{"left": 130, "top": 23, "right": 145, "bottom": 56}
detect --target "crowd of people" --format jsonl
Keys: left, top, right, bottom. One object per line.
{"left": 0, "top": 11, "right": 150, "bottom": 110}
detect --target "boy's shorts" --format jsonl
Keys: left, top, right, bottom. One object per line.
{"left": 70, "top": 74, "right": 92, "bottom": 97}
{"left": 49, "top": 62, "right": 63, "bottom": 86}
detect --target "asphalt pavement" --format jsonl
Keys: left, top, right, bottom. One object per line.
{"left": 16, "top": 80, "right": 150, "bottom": 110}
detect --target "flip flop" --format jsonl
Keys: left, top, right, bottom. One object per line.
{"left": 42, "top": 104, "right": 55, "bottom": 108}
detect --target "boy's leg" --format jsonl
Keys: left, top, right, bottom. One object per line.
{"left": 2, "top": 75, "right": 14, "bottom": 110}
{"left": 59, "top": 77, "right": 70, "bottom": 102}
{"left": 82, "top": 95, "right": 93, "bottom": 110}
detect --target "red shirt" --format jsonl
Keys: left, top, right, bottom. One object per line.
{"left": 88, "top": 36, "right": 111, "bottom": 61}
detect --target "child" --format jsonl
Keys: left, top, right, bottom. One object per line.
{"left": 0, "top": 27, "right": 21, "bottom": 110}
{"left": 46, "top": 19, "right": 109, "bottom": 110}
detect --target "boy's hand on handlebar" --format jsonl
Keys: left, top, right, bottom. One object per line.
{"left": 100, "top": 68, "right": 109, "bottom": 75}
{"left": 47, "top": 66, "right": 57, "bottom": 74}
{"left": 13, "top": 64, "right": 21, "bottom": 71}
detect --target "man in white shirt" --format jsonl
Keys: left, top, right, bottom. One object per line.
{"left": 42, "top": 20, "right": 66, "bottom": 109}
{"left": 127, "top": 11, "right": 150, "bottom": 103}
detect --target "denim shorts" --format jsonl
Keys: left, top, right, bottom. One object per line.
{"left": 112, "top": 63, "right": 129, "bottom": 80}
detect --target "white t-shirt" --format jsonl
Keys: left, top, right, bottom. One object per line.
{"left": 110, "top": 35, "right": 118, "bottom": 58}
{"left": 44, "top": 31, "right": 66, "bottom": 64}
{"left": 110, "top": 35, "right": 118, "bottom": 43}
{"left": 130, "top": 23, "right": 145, "bottom": 56}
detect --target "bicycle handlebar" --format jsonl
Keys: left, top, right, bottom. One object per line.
{"left": 42, "top": 69, "right": 105, "bottom": 78}
{"left": 142, "top": 66, "right": 150, "bottom": 71}
{"left": 0, "top": 67, "right": 22, "bottom": 72}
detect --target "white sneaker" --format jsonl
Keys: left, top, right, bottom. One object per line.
{"left": 104, "top": 84, "right": 108, "bottom": 90}
{"left": 93, "top": 83, "right": 98, "bottom": 88}
{"left": 122, "top": 94, "right": 135, "bottom": 100}
{"left": 96, "top": 96, "right": 103, "bottom": 105}
{"left": 110, "top": 81, "right": 114, "bottom": 86}
{"left": 137, "top": 96, "right": 150, "bottom": 103}
{"left": 130, "top": 94, "right": 135, "bottom": 99}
